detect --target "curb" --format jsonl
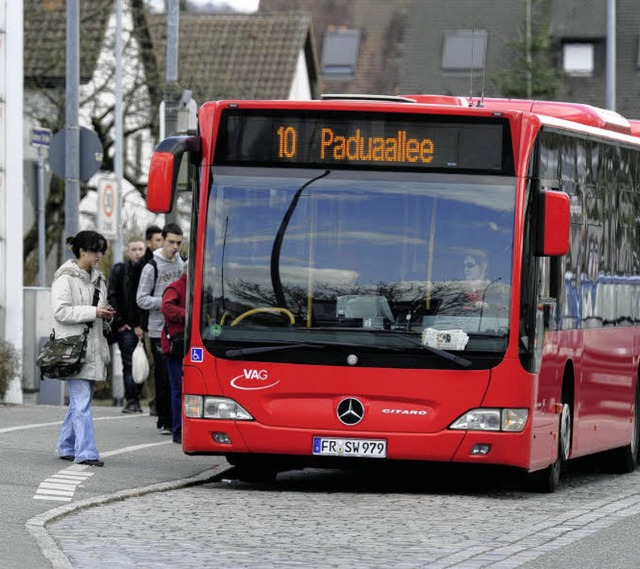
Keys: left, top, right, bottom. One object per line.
{"left": 26, "top": 464, "right": 232, "bottom": 569}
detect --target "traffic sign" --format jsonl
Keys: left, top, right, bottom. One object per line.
{"left": 49, "top": 127, "right": 104, "bottom": 181}
{"left": 30, "top": 127, "right": 52, "bottom": 148}
{"left": 97, "top": 177, "right": 119, "bottom": 239}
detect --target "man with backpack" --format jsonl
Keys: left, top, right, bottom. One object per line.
{"left": 136, "top": 223, "right": 184, "bottom": 435}
{"left": 131, "top": 225, "right": 163, "bottom": 415}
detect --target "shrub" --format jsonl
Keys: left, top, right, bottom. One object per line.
{"left": 0, "top": 339, "right": 20, "bottom": 400}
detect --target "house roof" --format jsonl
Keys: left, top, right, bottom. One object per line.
{"left": 147, "top": 12, "right": 320, "bottom": 103}
{"left": 260, "top": 0, "right": 409, "bottom": 96}
{"left": 24, "top": 0, "right": 112, "bottom": 86}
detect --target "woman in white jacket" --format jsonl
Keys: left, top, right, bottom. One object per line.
{"left": 53, "top": 231, "right": 114, "bottom": 467}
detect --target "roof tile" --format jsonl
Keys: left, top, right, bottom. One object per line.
{"left": 148, "top": 12, "right": 317, "bottom": 102}
{"left": 24, "top": 0, "right": 112, "bottom": 85}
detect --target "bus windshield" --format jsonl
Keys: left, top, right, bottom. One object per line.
{"left": 201, "top": 167, "right": 516, "bottom": 358}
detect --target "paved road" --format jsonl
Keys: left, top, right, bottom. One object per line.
{"left": 49, "top": 460, "right": 640, "bottom": 568}
{"left": 4, "top": 397, "right": 640, "bottom": 568}
{"left": 0, "top": 396, "right": 228, "bottom": 569}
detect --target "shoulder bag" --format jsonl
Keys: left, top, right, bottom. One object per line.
{"left": 36, "top": 280, "right": 100, "bottom": 379}
{"left": 164, "top": 324, "right": 186, "bottom": 360}
{"left": 36, "top": 328, "right": 90, "bottom": 379}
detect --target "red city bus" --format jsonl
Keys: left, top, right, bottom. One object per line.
{"left": 148, "top": 95, "right": 640, "bottom": 492}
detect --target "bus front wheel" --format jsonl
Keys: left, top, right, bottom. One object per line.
{"left": 526, "top": 402, "right": 571, "bottom": 493}
{"left": 227, "top": 455, "right": 280, "bottom": 484}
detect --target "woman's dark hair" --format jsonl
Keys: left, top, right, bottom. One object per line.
{"left": 66, "top": 230, "right": 108, "bottom": 258}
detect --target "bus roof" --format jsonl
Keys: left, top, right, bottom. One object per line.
{"left": 401, "top": 94, "right": 633, "bottom": 136}
{"left": 629, "top": 120, "right": 640, "bottom": 137}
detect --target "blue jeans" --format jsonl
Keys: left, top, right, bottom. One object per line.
{"left": 166, "top": 357, "right": 183, "bottom": 441}
{"left": 117, "top": 328, "right": 141, "bottom": 404}
{"left": 57, "top": 379, "right": 100, "bottom": 463}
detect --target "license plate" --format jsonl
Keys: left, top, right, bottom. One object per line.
{"left": 312, "top": 437, "right": 387, "bottom": 458}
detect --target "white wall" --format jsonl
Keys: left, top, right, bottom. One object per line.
{"left": 2, "top": 0, "right": 24, "bottom": 404}
{"left": 288, "top": 49, "right": 313, "bottom": 101}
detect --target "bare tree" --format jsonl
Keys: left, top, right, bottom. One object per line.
{"left": 23, "top": 0, "right": 162, "bottom": 283}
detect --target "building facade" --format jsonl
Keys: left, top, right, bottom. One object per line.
{"left": 260, "top": 0, "right": 640, "bottom": 120}
{"left": 1, "top": 0, "right": 24, "bottom": 403}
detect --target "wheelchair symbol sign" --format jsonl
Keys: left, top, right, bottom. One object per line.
{"left": 190, "top": 348, "right": 204, "bottom": 362}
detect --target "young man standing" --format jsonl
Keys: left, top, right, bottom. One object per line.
{"left": 134, "top": 225, "right": 163, "bottom": 415}
{"left": 108, "top": 239, "right": 146, "bottom": 413}
{"left": 136, "top": 223, "right": 184, "bottom": 435}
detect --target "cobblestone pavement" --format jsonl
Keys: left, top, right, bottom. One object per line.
{"left": 47, "top": 463, "right": 640, "bottom": 568}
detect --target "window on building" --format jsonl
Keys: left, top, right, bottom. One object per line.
{"left": 442, "top": 29, "right": 487, "bottom": 70}
{"left": 563, "top": 43, "right": 594, "bottom": 76}
{"left": 321, "top": 27, "right": 361, "bottom": 77}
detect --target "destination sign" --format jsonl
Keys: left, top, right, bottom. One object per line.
{"left": 215, "top": 109, "right": 512, "bottom": 172}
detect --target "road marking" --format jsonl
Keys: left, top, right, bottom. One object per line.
{"left": 0, "top": 414, "right": 147, "bottom": 435}
{"left": 101, "top": 441, "right": 170, "bottom": 457}
{"left": 33, "top": 495, "right": 74, "bottom": 502}
{"left": 26, "top": 465, "right": 226, "bottom": 569}
{"left": 40, "top": 482, "right": 81, "bottom": 491}
{"left": 50, "top": 473, "right": 90, "bottom": 481}
{"left": 32, "top": 442, "right": 171, "bottom": 502}
{"left": 33, "top": 466, "right": 94, "bottom": 502}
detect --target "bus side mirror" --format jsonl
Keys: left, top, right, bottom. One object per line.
{"left": 535, "top": 190, "right": 570, "bottom": 257}
{"left": 147, "top": 135, "right": 200, "bottom": 213}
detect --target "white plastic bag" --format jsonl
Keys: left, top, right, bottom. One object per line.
{"left": 132, "top": 339, "right": 149, "bottom": 384}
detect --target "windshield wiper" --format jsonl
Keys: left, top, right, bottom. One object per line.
{"left": 356, "top": 330, "right": 471, "bottom": 367}
{"left": 372, "top": 330, "right": 471, "bottom": 368}
{"left": 309, "top": 327, "right": 472, "bottom": 368}
{"left": 270, "top": 170, "right": 331, "bottom": 309}
{"left": 225, "top": 343, "right": 326, "bottom": 358}
{"left": 224, "top": 337, "right": 411, "bottom": 358}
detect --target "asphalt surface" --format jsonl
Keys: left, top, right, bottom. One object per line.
{"left": 4, "top": 394, "right": 640, "bottom": 568}
{"left": 0, "top": 393, "right": 229, "bottom": 569}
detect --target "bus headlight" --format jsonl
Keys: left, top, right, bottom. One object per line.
{"left": 184, "top": 395, "right": 203, "bottom": 418}
{"left": 203, "top": 397, "right": 253, "bottom": 420}
{"left": 184, "top": 395, "right": 254, "bottom": 420}
{"left": 449, "top": 408, "right": 528, "bottom": 432}
{"left": 501, "top": 408, "right": 528, "bottom": 431}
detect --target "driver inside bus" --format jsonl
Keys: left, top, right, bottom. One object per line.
{"left": 462, "top": 252, "right": 489, "bottom": 310}
{"left": 463, "top": 253, "right": 488, "bottom": 282}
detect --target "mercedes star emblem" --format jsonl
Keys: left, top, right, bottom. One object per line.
{"left": 336, "top": 397, "right": 365, "bottom": 425}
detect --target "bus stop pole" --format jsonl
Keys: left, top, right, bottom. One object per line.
{"left": 64, "top": 0, "right": 80, "bottom": 254}
{"left": 111, "top": 0, "right": 124, "bottom": 407}
{"left": 37, "top": 147, "right": 46, "bottom": 287}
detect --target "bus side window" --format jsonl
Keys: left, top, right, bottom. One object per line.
{"left": 548, "top": 256, "right": 564, "bottom": 331}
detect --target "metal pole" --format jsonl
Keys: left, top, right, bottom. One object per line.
{"left": 37, "top": 148, "right": 46, "bottom": 286}
{"left": 525, "top": 0, "right": 532, "bottom": 99}
{"left": 164, "top": 0, "right": 179, "bottom": 138}
{"left": 64, "top": 1, "right": 80, "bottom": 246}
{"left": 113, "top": 0, "right": 123, "bottom": 263}
{"left": 164, "top": 0, "right": 180, "bottom": 225}
{"left": 166, "top": 0, "right": 179, "bottom": 85}
{"left": 606, "top": 0, "right": 616, "bottom": 110}
{"left": 111, "top": 0, "right": 125, "bottom": 408}
{"left": 64, "top": 0, "right": 80, "bottom": 253}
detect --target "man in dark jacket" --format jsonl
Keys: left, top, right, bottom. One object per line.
{"left": 108, "top": 239, "right": 146, "bottom": 413}
{"left": 131, "top": 225, "right": 163, "bottom": 415}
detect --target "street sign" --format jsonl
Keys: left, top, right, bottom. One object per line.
{"left": 97, "top": 177, "right": 119, "bottom": 239}
{"left": 49, "top": 127, "right": 104, "bottom": 181}
{"left": 30, "top": 127, "right": 52, "bottom": 148}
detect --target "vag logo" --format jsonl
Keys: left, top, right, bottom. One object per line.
{"left": 243, "top": 369, "right": 268, "bottom": 380}
{"left": 230, "top": 369, "right": 280, "bottom": 390}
